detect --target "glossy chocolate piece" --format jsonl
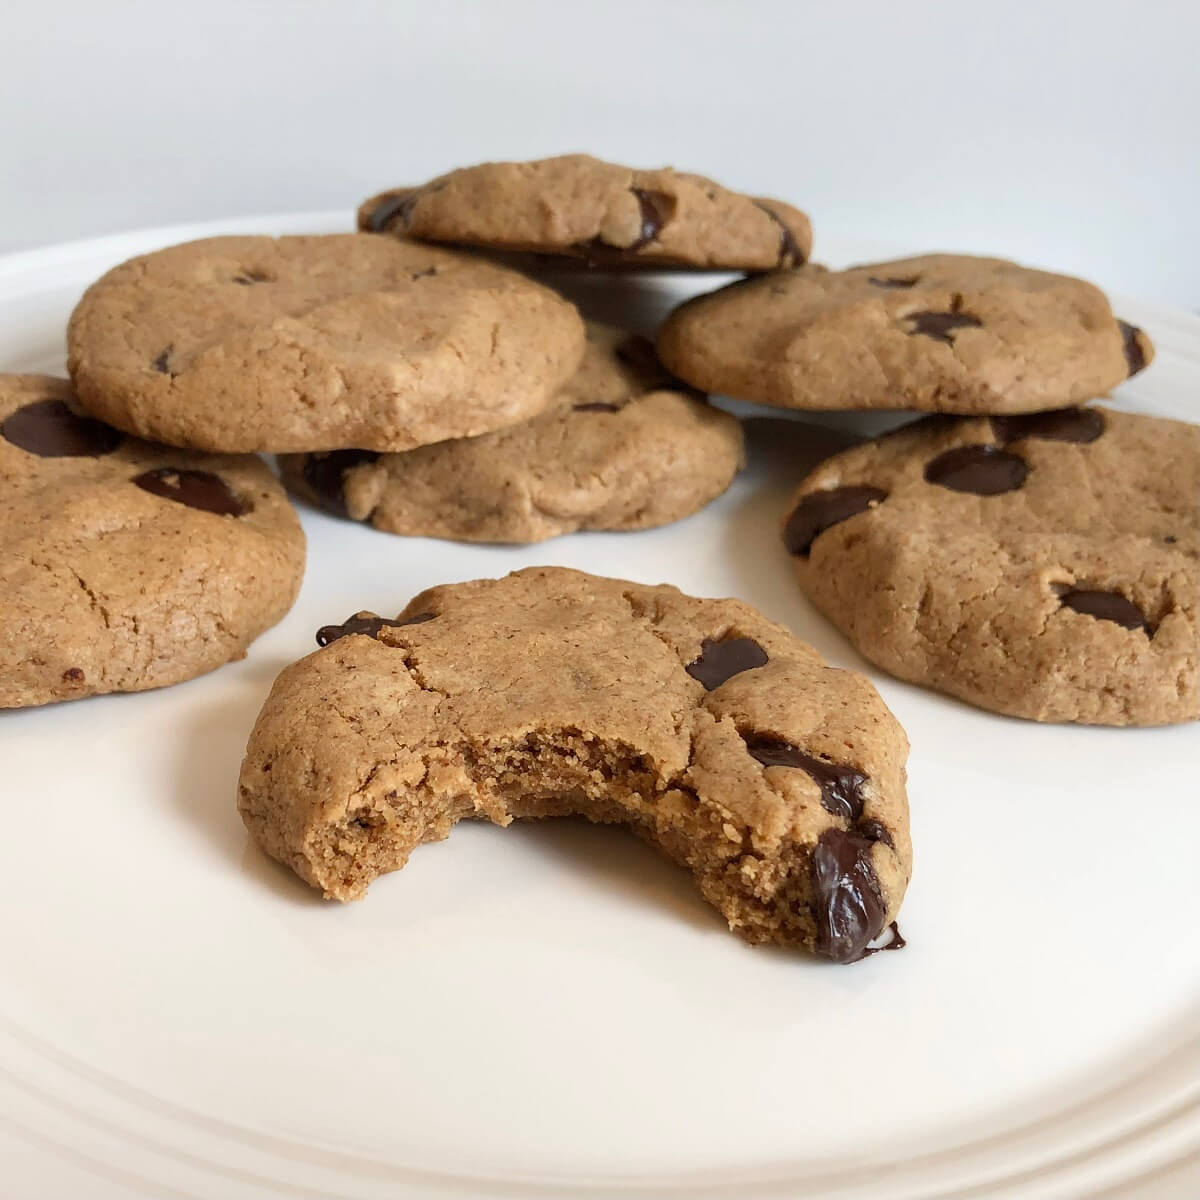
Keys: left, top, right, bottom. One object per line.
{"left": 784, "top": 485, "right": 887, "bottom": 556}
{"left": 1, "top": 398, "right": 121, "bottom": 458}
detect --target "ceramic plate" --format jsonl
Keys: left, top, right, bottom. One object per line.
{"left": 1, "top": 214, "right": 1197, "bottom": 1199}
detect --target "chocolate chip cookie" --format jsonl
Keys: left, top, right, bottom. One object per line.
{"left": 658, "top": 254, "right": 1153, "bottom": 414}
{"left": 67, "top": 234, "right": 586, "bottom": 453}
{"left": 1, "top": 375, "right": 305, "bottom": 707}
{"left": 358, "top": 154, "right": 811, "bottom": 271}
{"left": 280, "top": 325, "right": 744, "bottom": 543}
{"left": 238, "top": 567, "right": 911, "bottom": 962}
{"left": 782, "top": 406, "right": 1198, "bottom": 725}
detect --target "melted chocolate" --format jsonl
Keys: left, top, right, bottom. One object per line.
{"left": 131, "top": 468, "right": 250, "bottom": 516}
{"left": 1, "top": 398, "right": 122, "bottom": 458}
{"left": 316, "top": 611, "right": 437, "bottom": 647}
{"left": 630, "top": 188, "right": 673, "bottom": 248}
{"left": 1058, "top": 588, "right": 1147, "bottom": 632}
{"left": 1118, "top": 320, "right": 1148, "bottom": 376}
{"left": 302, "top": 450, "right": 381, "bottom": 518}
{"left": 576, "top": 188, "right": 675, "bottom": 263}
{"left": 991, "top": 407, "right": 1104, "bottom": 445}
{"left": 783, "top": 485, "right": 887, "bottom": 556}
{"left": 685, "top": 637, "right": 769, "bottom": 691}
{"left": 752, "top": 200, "right": 806, "bottom": 268}
{"left": 924, "top": 445, "right": 1028, "bottom": 494}
{"left": 809, "top": 829, "right": 887, "bottom": 964}
{"left": 743, "top": 735, "right": 867, "bottom": 821}
{"left": 856, "top": 818, "right": 895, "bottom": 849}
{"left": 368, "top": 191, "right": 419, "bottom": 232}
{"left": 860, "top": 921, "right": 906, "bottom": 958}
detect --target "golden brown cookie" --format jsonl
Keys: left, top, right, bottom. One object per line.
{"left": 238, "top": 567, "right": 911, "bottom": 963}
{"left": 782, "top": 406, "right": 1198, "bottom": 725}
{"left": 658, "top": 255, "right": 1153, "bottom": 414}
{"left": 280, "top": 325, "right": 744, "bottom": 543}
{"left": 1, "top": 375, "right": 305, "bottom": 707}
{"left": 67, "top": 234, "right": 586, "bottom": 453}
{"left": 358, "top": 154, "right": 811, "bottom": 271}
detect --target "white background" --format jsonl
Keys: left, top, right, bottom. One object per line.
{"left": 1, "top": 0, "right": 1198, "bottom": 307}
{"left": 1, "top": 2, "right": 1197, "bottom": 1196}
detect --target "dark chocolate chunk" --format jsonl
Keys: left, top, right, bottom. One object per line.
{"left": 924, "top": 445, "right": 1028, "bottom": 494}
{"left": 752, "top": 200, "right": 806, "bottom": 268}
{"left": 685, "top": 636, "right": 769, "bottom": 691}
{"left": 783, "top": 485, "right": 887, "bottom": 556}
{"left": 316, "top": 611, "right": 436, "bottom": 648}
{"left": 1, "top": 399, "right": 122, "bottom": 458}
{"left": 1165, "top": 535, "right": 1178, "bottom": 545}
{"left": 367, "top": 191, "right": 419, "bottom": 233}
{"left": 573, "top": 402, "right": 621, "bottom": 413}
{"left": 743, "top": 734, "right": 867, "bottom": 821}
{"left": 411, "top": 267, "right": 438, "bottom": 280}
{"left": 904, "top": 309, "right": 983, "bottom": 344}
{"left": 1058, "top": 588, "right": 1147, "bottom": 632}
{"left": 856, "top": 818, "right": 895, "bottom": 849}
{"left": 1118, "top": 319, "right": 1148, "bottom": 377}
{"left": 576, "top": 188, "right": 675, "bottom": 262}
{"left": 630, "top": 188, "right": 674, "bottom": 249}
{"left": 132, "top": 467, "right": 251, "bottom": 516}
{"left": 301, "top": 450, "right": 381, "bottom": 519}
{"left": 232, "top": 269, "right": 271, "bottom": 285}
{"left": 809, "top": 829, "right": 887, "bottom": 964}
{"left": 151, "top": 348, "right": 174, "bottom": 376}
{"left": 61, "top": 667, "right": 85, "bottom": 685}
{"left": 991, "top": 407, "right": 1105, "bottom": 445}
{"left": 868, "top": 276, "right": 919, "bottom": 289}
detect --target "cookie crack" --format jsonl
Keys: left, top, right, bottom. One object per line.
{"left": 56, "top": 561, "right": 113, "bottom": 630}
{"left": 393, "top": 647, "right": 454, "bottom": 704}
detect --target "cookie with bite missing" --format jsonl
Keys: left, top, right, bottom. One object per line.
{"left": 1, "top": 375, "right": 305, "bottom": 707}
{"left": 782, "top": 405, "right": 1198, "bottom": 725}
{"left": 281, "top": 324, "right": 744, "bottom": 543}
{"left": 657, "top": 254, "right": 1153, "bottom": 414}
{"left": 66, "top": 234, "right": 585, "bottom": 453}
{"left": 358, "top": 154, "right": 811, "bottom": 271}
{"left": 238, "top": 567, "right": 911, "bottom": 963}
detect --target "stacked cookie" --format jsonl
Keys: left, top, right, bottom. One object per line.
{"left": 0, "top": 373, "right": 306, "bottom": 706}
{"left": 9, "top": 183, "right": 760, "bottom": 709}
{"left": 652, "top": 252, "right": 1195, "bottom": 726}
{"left": 7, "top": 152, "right": 1197, "bottom": 964}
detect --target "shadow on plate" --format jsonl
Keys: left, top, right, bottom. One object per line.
{"left": 718, "top": 416, "right": 871, "bottom": 661}
{"left": 503, "top": 816, "right": 729, "bottom": 937}
{"left": 168, "top": 654, "right": 325, "bottom": 907}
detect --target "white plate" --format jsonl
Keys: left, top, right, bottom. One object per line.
{"left": 1, "top": 214, "right": 1197, "bottom": 1200}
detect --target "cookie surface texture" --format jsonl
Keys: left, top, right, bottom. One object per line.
{"left": 782, "top": 406, "right": 1198, "bottom": 725}
{"left": 1, "top": 375, "right": 306, "bottom": 707}
{"left": 238, "top": 567, "right": 911, "bottom": 962}
{"left": 281, "top": 325, "right": 745, "bottom": 542}
{"left": 357, "top": 154, "right": 811, "bottom": 271}
{"left": 657, "top": 255, "right": 1154, "bottom": 414}
{"left": 67, "top": 234, "right": 586, "bottom": 452}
